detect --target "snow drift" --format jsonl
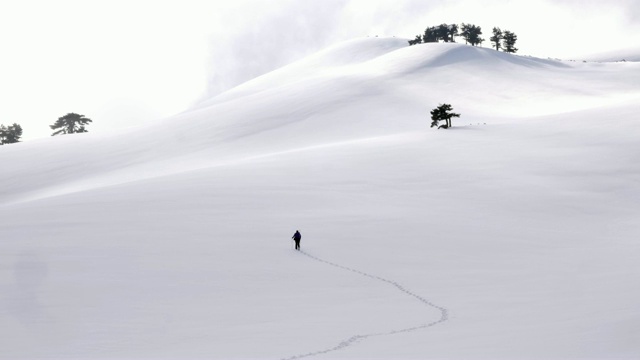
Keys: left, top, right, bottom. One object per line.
{"left": 1, "top": 38, "right": 640, "bottom": 359}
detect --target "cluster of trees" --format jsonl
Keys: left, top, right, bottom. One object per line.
{"left": 0, "top": 123, "right": 23, "bottom": 145}
{"left": 422, "top": 23, "right": 460, "bottom": 43}
{"left": 408, "top": 23, "right": 484, "bottom": 46}
{"left": 0, "top": 113, "right": 93, "bottom": 145}
{"left": 409, "top": 23, "right": 518, "bottom": 53}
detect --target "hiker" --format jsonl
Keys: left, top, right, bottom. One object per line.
{"left": 292, "top": 230, "right": 301, "bottom": 250}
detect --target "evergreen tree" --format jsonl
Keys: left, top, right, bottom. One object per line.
{"left": 50, "top": 113, "right": 93, "bottom": 136}
{"left": 6, "top": 123, "right": 23, "bottom": 143}
{"left": 0, "top": 123, "right": 23, "bottom": 144}
{"left": 461, "top": 24, "right": 484, "bottom": 46}
{"left": 423, "top": 26, "right": 438, "bottom": 43}
{"left": 0, "top": 125, "right": 6, "bottom": 144}
{"left": 437, "top": 24, "right": 450, "bottom": 42}
{"left": 469, "top": 25, "right": 484, "bottom": 46}
{"left": 408, "top": 35, "right": 423, "bottom": 46}
{"left": 422, "top": 24, "right": 459, "bottom": 43}
{"left": 502, "top": 30, "right": 518, "bottom": 53}
{"left": 460, "top": 23, "right": 471, "bottom": 44}
{"left": 448, "top": 24, "right": 459, "bottom": 43}
{"left": 430, "top": 104, "right": 460, "bottom": 129}
{"left": 490, "top": 27, "right": 503, "bottom": 51}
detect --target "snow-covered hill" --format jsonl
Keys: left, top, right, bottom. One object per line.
{"left": 1, "top": 38, "right": 639, "bottom": 359}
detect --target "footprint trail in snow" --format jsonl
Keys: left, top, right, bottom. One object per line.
{"left": 281, "top": 250, "right": 449, "bottom": 360}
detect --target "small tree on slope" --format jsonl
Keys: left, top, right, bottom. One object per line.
{"left": 0, "top": 123, "right": 23, "bottom": 144}
{"left": 430, "top": 104, "right": 460, "bottom": 129}
{"left": 502, "top": 30, "right": 518, "bottom": 53}
{"left": 408, "top": 35, "right": 423, "bottom": 46}
{"left": 490, "top": 27, "right": 503, "bottom": 51}
{"left": 50, "top": 113, "right": 92, "bottom": 136}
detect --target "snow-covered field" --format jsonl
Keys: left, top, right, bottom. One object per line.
{"left": 1, "top": 38, "right": 639, "bottom": 359}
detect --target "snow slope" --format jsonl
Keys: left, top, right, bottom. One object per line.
{"left": 1, "top": 38, "right": 640, "bottom": 359}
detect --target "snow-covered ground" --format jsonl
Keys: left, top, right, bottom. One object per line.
{"left": 1, "top": 38, "right": 639, "bottom": 359}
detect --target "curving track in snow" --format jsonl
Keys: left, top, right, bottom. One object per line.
{"left": 281, "top": 251, "right": 448, "bottom": 360}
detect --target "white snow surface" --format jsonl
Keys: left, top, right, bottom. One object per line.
{"left": 1, "top": 38, "right": 640, "bottom": 359}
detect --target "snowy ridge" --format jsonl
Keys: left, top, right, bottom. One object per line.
{"left": 198, "top": 38, "right": 410, "bottom": 106}
{"left": 282, "top": 250, "right": 448, "bottom": 359}
{"left": 2, "top": 38, "right": 639, "bottom": 206}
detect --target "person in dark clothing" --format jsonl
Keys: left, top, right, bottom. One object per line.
{"left": 292, "top": 230, "right": 301, "bottom": 250}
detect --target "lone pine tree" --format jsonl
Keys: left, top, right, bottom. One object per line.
{"left": 430, "top": 104, "right": 461, "bottom": 129}
{"left": 50, "top": 113, "right": 93, "bottom": 136}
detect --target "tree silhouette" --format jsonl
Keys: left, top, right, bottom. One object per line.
{"left": 408, "top": 35, "right": 423, "bottom": 46}
{"left": 50, "top": 113, "right": 92, "bottom": 136}
{"left": 430, "top": 104, "right": 460, "bottom": 129}
{"left": 448, "top": 24, "right": 459, "bottom": 42}
{"left": 502, "top": 31, "right": 518, "bottom": 53}
{"left": 0, "top": 123, "right": 23, "bottom": 144}
{"left": 411, "top": 23, "right": 514, "bottom": 50}
{"left": 423, "top": 26, "right": 438, "bottom": 43}
{"left": 490, "top": 27, "right": 503, "bottom": 51}
{"left": 461, "top": 23, "right": 484, "bottom": 46}
{"left": 437, "top": 24, "right": 450, "bottom": 42}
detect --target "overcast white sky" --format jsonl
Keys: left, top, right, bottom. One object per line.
{"left": 1, "top": 0, "right": 639, "bottom": 140}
